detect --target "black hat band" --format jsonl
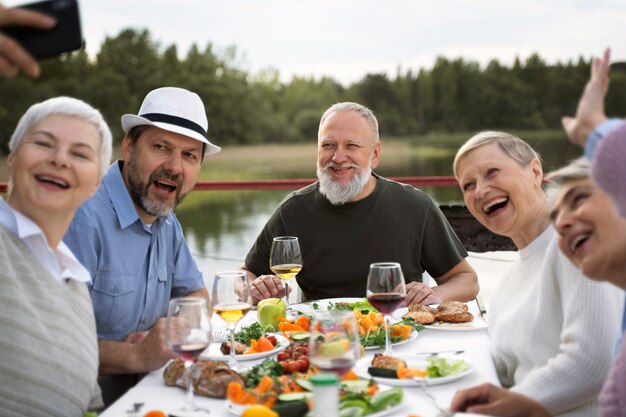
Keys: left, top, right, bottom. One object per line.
{"left": 141, "top": 113, "right": 206, "bottom": 137}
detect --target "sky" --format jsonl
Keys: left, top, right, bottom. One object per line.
{"left": 7, "top": 0, "right": 626, "bottom": 85}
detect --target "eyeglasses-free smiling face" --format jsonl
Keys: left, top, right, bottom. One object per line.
{"left": 550, "top": 178, "right": 626, "bottom": 286}
{"left": 316, "top": 110, "right": 380, "bottom": 205}
{"left": 7, "top": 114, "right": 101, "bottom": 223}
{"left": 122, "top": 126, "right": 203, "bottom": 224}
{"left": 455, "top": 143, "right": 547, "bottom": 248}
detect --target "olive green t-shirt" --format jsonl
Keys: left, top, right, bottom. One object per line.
{"left": 245, "top": 174, "right": 467, "bottom": 301}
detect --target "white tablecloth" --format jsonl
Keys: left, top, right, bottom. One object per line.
{"left": 100, "top": 301, "right": 498, "bottom": 417}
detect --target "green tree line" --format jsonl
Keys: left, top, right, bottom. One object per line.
{"left": 1, "top": 28, "right": 625, "bottom": 153}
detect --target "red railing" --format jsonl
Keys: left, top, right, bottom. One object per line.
{"left": 0, "top": 176, "right": 459, "bottom": 194}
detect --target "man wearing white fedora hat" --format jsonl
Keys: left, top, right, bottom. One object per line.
{"left": 64, "top": 86, "right": 220, "bottom": 405}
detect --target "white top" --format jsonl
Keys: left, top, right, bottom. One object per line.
{"left": 0, "top": 199, "right": 90, "bottom": 285}
{"left": 490, "top": 225, "right": 624, "bottom": 417}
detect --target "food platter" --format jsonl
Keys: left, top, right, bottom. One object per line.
{"left": 353, "top": 353, "right": 475, "bottom": 386}
{"left": 226, "top": 401, "right": 405, "bottom": 416}
{"left": 393, "top": 307, "right": 489, "bottom": 332}
{"left": 292, "top": 297, "right": 365, "bottom": 314}
{"left": 200, "top": 334, "right": 290, "bottom": 361}
{"left": 364, "top": 328, "right": 418, "bottom": 350}
{"left": 226, "top": 391, "right": 405, "bottom": 416}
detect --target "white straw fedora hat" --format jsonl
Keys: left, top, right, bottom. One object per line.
{"left": 121, "top": 87, "right": 221, "bottom": 156}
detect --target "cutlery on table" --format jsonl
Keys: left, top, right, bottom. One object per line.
{"left": 415, "top": 350, "right": 465, "bottom": 356}
{"left": 475, "top": 295, "right": 488, "bottom": 322}
{"left": 416, "top": 379, "right": 454, "bottom": 417}
{"left": 124, "top": 402, "right": 144, "bottom": 417}
{"left": 212, "top": 329, "right": 228, "bottom": 344}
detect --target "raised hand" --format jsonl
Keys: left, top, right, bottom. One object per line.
{"left": 0, "top": 2, "right": 56, "bottom": 77}
{"left": 561, "top": 48, "right": 611, "bottom": 147}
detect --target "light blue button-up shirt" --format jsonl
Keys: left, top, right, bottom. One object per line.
{"left": 64, "top": 161, "right": 204, "bottom": 341}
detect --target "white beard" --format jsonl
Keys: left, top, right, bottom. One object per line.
{"left": 317, "top": 161, "right": 372, "bottom": 205}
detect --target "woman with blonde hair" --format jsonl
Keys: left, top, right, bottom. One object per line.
{"left": 452, "top": 131, "right": 623, "bottom": 416}
{"left": 0, "top": 96, "right": 112, "bottom": 416}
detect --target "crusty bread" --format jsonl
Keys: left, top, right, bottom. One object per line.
{"left": 163, "top": 359, "right": 244, "bottom": 398}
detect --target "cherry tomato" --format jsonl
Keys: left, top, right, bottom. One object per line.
{"left": 277, "top": 352, "right": 288, "bottom": 361}
{"left": 267, "top": 335, "right": 278, "bottom": 346}
{"left": 295, "top": 359, "right": 308, "bottom": 372}
{"left": 283, "top": 361, "right": 298, "bottom": 374}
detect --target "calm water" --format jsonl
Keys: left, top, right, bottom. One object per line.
{"left": 177, "top": 140, "right": 582, "bottom": 288}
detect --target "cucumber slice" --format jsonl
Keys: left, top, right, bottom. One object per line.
{"left": 295, "top": 377, "right": 313, "bottom": 392}
{"left": 340, "top": 379, "right": 370, "bottom": 393}
{"left": 367, "top": 367, "right": 399, "bottom": 379}
{"left": 278, "top": 392, "right": 313, "bottom": 402}
{"left": 291, "top": 332, "right": 310, "bottom": 342}
{"left": 272, "top": 400, "right": 309, "bottom": 417}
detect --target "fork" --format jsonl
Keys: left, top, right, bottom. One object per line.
{"left": 212, "top": 328, "right": 228, "bottom": 344}
{"left": 124, "top": 402, "right": 144, "bottom": 417}
{"left": 416, "top": 379, "right": 454, "bottom": 417}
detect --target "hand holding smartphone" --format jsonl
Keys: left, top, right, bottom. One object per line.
{"left": 1, "top": 0, "right": 82, "bottom": 61}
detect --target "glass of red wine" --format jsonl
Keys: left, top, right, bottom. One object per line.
{"left": 309, "top": 310, "right": 360, "bottom": 376}
{"left": 166, "top": 297, "right": 212, "bottom": 414}
{"left": 366, "top": 262, "right": 407, "bottom": 354}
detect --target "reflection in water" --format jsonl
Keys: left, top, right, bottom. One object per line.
{"left": 178, "top": 140, "right": 581, "bottom": 289}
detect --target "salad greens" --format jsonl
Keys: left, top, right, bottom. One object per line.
{"left": 239, "top": 358, "right": 283, "bottom": 388}
{"left": 327, "top": 298, "right": 377, "bottom": 314}
{"left": 234, "top": 322, "right": 267, "bottom": 345}
{"left": 360, "top": 319, "right": 422, "bottom": 348}
{"left": 426, "top": 357, "right": 469, "bottom": 378}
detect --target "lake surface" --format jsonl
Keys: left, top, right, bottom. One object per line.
{"left": 177, "top": 139, "right": 582, "bottom": 289}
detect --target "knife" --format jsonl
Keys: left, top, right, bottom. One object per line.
{"left": 475, "top": 295, "right": 488, "bottom": 321}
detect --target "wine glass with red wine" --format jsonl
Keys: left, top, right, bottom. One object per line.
{"left": 366, "top": 262, "right": 407, "bottom": 354}
{"left": 309, "top": 310, "right": 360, "bottom": 376}
{"left": 165, "top": 297, "right": 212, "bottom": 414}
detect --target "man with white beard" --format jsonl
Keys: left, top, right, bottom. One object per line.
{"left": 243, "top": 102, "right": 478, "bottom": 305}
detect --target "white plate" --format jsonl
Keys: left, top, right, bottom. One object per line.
{"left": 293, "top": 297, "right": 366, "bottom": 314}
{"left": 293, "top": 298, "right": 419, "bottom": 349}
{"left": 226, "top": 391, "right": 405, "bottom": 416}
{"left": 353, "top": 353, "right": 475, "bottom": 386}
{"left": 200, "top": 333, "right": 289, "bottom": 361}
{"left": 363, "top": 327, "right": 419, "bottom": 350}
{"left": 394, "top": 307, "right": 489, "bottom": 332}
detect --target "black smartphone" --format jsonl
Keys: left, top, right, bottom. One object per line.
{"left": 0, "top": 0, "right": 82, "bottom": 59}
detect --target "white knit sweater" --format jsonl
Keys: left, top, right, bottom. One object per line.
{"left": 489, "top": 226, "right": 624, "bottom": 417}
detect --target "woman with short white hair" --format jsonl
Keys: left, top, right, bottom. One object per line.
{"left": 453, "top": 131, "right": 623, "bottom": 417}
{"left": 0, "top": 96, "right": 112, "bottom": 416}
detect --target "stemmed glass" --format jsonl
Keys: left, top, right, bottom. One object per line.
{"left": 211, "top": 271, "right": 252, "bottom": 370}
{"left": 165, "top": 297, "right": 212, "bottom": 415}
{"left": 269, "top": 236, "right": 302, "bottom": 314}
{"left": 366, "top": 262, "right": 407, "bottom": 354}
{"left": 309, "top": 310, "right": 360, "bottom": 376}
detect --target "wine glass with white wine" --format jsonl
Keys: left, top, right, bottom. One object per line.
{"left": 269, "top": 236, "right": 302, "bottom": 314}
{"left": 211, "top": 271, "right": 252, "bottom": 370}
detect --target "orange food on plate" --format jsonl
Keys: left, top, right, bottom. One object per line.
{"left": 143, "top": 412, "right": 167, "bottom": 417}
